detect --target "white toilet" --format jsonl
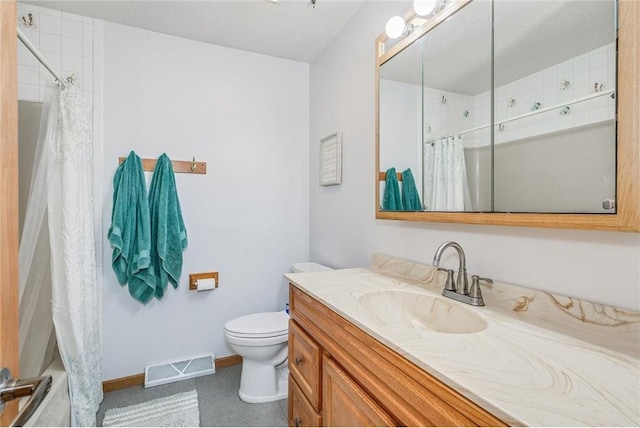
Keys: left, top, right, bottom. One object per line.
{"left": 224, "top": 262, "right": 332, "bottom": 403}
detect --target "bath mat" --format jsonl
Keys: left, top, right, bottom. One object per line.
{"left": 102, "top": 390, "right": 199, "bottom": 427}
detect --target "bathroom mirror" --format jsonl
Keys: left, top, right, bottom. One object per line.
{"left": 493, "top": 0, "right": 616, "bottom": 213}
{"left": 379, "top": 38, "right": 424, "bottom": 208}
{"left": 375, "top": 0, "right": 640, "bottom": 231}
{"left": 420, "top": 0, "right": 491, "bottom": 212}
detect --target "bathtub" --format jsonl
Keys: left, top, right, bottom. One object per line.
{"left": 22, "top": 354, "right": 70, "bottom": 427}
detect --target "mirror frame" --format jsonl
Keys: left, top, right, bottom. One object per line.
{"left": 375, "top": 0, "right": 639, "bottom": 232}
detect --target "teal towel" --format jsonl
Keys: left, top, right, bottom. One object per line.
{"left": 401, "top": 168, "right": 422, "bottom": 211}
{"left": 383, "top": 167, "right": 402, "bottom": 211}
{"left": 148, "top": 154, "right": 188, "bottom": 299}
{"left": 108, "top": 151, "right": 156, "bottom": 303}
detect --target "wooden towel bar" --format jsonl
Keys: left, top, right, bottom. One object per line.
{"left": 118, "top": 156, "right": 207, "bottom": 174}
{"left": 378, "top": 171, "right": 403, "bottom": 181}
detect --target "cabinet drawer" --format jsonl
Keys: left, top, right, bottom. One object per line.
{"left": 322, "top": 358, "right": 396, "bottom": 427}
{"left": 289, "top": 320, "right": 322, "bottom": 410}
{"left": 289, "top": 375, "right": 321, "bottom": 427}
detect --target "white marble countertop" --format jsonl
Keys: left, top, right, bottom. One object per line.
{"left": 285, "top": 254, "right": 640, "bottom": 427}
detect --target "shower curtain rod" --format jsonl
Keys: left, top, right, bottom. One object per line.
{"left": 17, "top": 28, "right": 65, "bottom": 88}
{"left": 425, "top": 89, "right": 615, "bottom": 144}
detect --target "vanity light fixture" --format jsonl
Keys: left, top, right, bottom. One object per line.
{"left": 385, "top": 16, "right": 413, "bottom": 39}
{"left": 414, "top": 0, "right": 445, "bottom": 16}
{"left": 386, "top": 0, "right": 446, "bottom": 39}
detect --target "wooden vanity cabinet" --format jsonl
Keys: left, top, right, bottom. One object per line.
{"left": 289, "top": 373, "right": 321, "bottom": 427}
{"left": 288, "top": 284, "right": 507, "bottom": 427}
{"left": 322, "top": 357, "right": 395, "bottom": 426}
{"left": 288, "top": 320, "right": 322, "bottom": 426}
{"left": 289, "top": 321, "right": 322, "bottom": 410}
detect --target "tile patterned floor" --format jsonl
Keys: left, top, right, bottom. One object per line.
{"left": 97, "top": 365, "right": 288, "bottom": 427}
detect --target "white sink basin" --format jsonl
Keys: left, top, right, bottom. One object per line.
{"left": 356, "top": 289, "right": 488, "bottom": 334}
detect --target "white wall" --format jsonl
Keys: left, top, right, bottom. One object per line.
{"left": 379, "top": 78, "right": 422, "bottom": 198}
{"left": 309, "top": 1, "right": 640, "bottom": 311}
{"left": 102, "top": 23, "right": 309, "bottom": 380}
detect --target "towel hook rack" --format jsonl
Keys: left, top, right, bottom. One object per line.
{"left": 118, "top": 155, "right": 207, "bottom": 175}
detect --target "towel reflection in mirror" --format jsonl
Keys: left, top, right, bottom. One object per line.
{"left": 382, "top": 167, "right": 422, "bottom": 211}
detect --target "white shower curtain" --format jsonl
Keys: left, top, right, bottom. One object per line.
{"left": 18, "top": 82, "right": 102, "bottom": 426}
{"left": 423, "top": 135, "right": 471, "bottom": 211}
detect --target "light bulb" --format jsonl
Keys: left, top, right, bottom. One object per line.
{"left": 385, "top": 16, "right": 407, "bottom": 39}
{"left": 414, "top": 0, "right": 438, "bottom": 16}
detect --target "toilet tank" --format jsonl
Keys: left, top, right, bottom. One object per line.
{"left": 291, "top": 262, "right": 333, "bottom": 273}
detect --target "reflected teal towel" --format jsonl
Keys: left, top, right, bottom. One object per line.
{"left": 148, "top": 154, "right": 188, "bottom": 299}
{"left": 383, "top": 167, "right": 402, "bottom": 211}
{"left": 108, "top": 151, "right": 156, "bottom": 303}
{"left": 401, "top": 168, "right": 422, "bottom": 211}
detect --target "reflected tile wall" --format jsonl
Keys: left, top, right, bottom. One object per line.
{"left": 423, "top": 43, "right": 615, "bottom": 150}
{"left": 473, "top": 43, "right": 616, "bottom": 147}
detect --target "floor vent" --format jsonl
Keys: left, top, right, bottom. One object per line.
{"left": 144, "top": 354, "right": 215, "bottom": 388}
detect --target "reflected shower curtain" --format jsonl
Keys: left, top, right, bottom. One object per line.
{"left": 423, "top": 136, "right": 471, "bottom": 211}
{"left": 19, "top": 82, "right": 102, "bottom": 426}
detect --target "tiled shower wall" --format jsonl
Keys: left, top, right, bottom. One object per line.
{"left": 423, "top": 42, "right": 616, "bottom": 149}
{"left": 423, "top": 87, "right": 475, "bottom": 147}
{"left": 472, "top": 43, "right": 616, "bottom": 147}
{"left": 16, "top": 3, "right": 104, "bottom": 287}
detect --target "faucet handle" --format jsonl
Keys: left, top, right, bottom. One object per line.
{"left": 469, "top": 275, "right": 493, "bottom": 303}
{"left": 437, "top": 268, "right": 456, "bottom": 292}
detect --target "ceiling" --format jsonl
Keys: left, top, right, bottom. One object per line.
{"left": 24, "top": 0, "right": 366, "bottom": 63}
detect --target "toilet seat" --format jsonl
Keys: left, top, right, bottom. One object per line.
{"left": 224, "top": 311, "right": 289, "bottom": 339}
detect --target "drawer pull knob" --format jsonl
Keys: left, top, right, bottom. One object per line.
{"left": 294, "top": 417, "right": 301, "bottom": 427}
{"left": 294, "top": 357, "right": 303, "bottom": 366}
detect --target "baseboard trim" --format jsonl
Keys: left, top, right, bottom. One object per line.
{"left": 216, "top": 354, "right": 243, "bottom": 369}
{"left": 102, "top": 373, "right": 145, "bottom": 393}
{"left": 102, "top": 354, "right": 243, "bottom": 393}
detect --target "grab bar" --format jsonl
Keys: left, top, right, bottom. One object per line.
{"left": 0, "top": 367, "right": 52, "bottom": 427}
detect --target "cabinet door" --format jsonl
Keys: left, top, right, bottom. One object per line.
{"left": 289, "top": 375, "right": 321, "bottom": 427}
{"left": 289, "top": 320, "right": 322, "bottom": 410}
{"left": 322, "top": 357, "right": 395, "bottom": 427}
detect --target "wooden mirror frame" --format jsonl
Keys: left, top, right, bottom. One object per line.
{"left": 375, "top": 0, "right": 639, "bottom": 232}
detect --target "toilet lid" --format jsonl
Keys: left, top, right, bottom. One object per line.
{"left": 224, "top": 311, "right": 289, "bottom": 338}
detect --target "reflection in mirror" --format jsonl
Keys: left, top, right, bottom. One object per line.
{"left": 493, "top": 0, "right": 617, "bottom": 213}
{"left": 379, "top": 1, "right": 493, "bottom": 213}
{"left": 379, "top": 39, "right": 424, "bottom": 211}
{"left": 378, "top": 0, "right": 619, "bottom": 215}
{"left": 421, "top": 1, "right": 491, "bottom": 212}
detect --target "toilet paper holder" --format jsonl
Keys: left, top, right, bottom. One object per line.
{"left": 189, "top": 272, "right": 219, "bottom": 291}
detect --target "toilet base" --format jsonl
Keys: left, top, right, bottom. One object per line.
{"left": 239, "top": 365, "right": 289, "bottom": 404}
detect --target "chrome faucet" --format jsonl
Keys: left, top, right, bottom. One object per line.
{"left": 432, "top": 241, "right": 492, "bottom": 306}
{"left": 433, "top": 241, "right": 468, "bottom": 295}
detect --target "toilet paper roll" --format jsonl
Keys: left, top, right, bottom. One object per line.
{"left": 197, "top": 278, "right": 216, "bottom": 291}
